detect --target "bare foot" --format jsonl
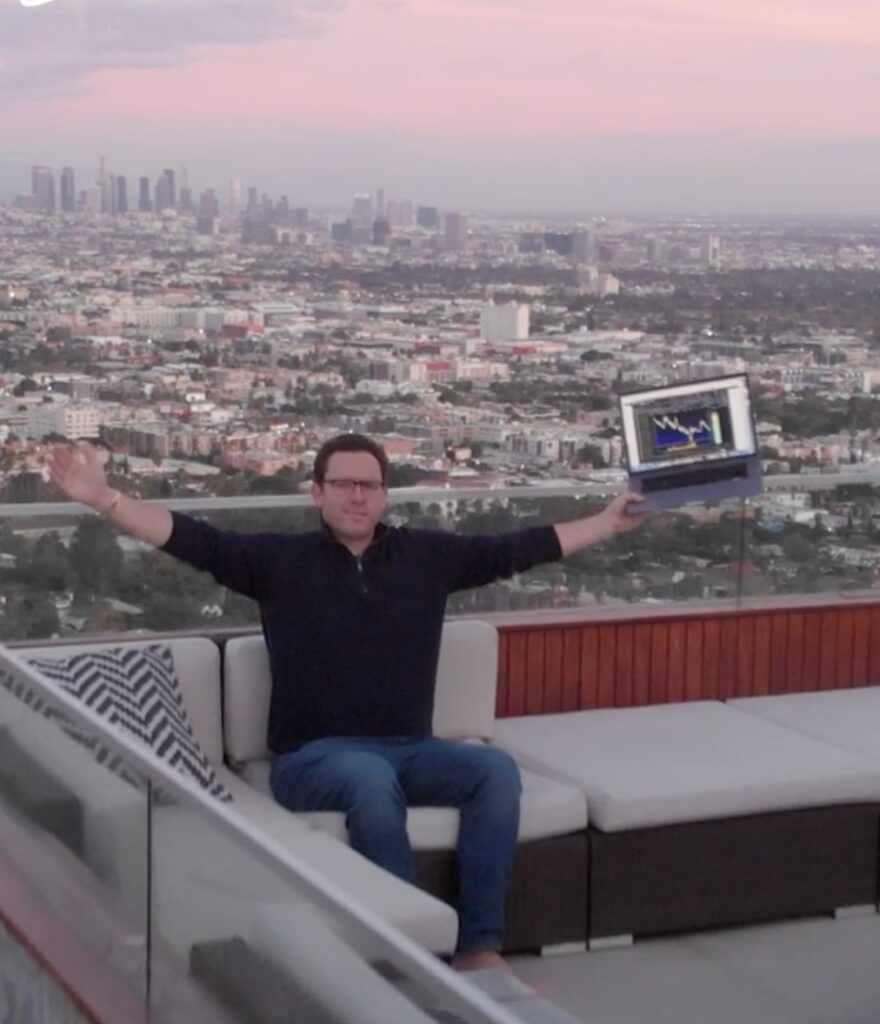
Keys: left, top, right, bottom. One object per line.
{"left": 451, "top": 949, "right": 508, "bottom": 972}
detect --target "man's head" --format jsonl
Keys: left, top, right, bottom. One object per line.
{"left": 311, "top": 434, "right": 389, "bottom": 552}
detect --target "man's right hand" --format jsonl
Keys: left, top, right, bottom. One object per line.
{"left": 47, "top": 442, "right": 115, "bottom": 511}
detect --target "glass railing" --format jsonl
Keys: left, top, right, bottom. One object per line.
{"left": 0, "top": 644, "right": 529, "bottom": 1024}
{"left": 0, "top": 473, "right": 878, "bottom": 642}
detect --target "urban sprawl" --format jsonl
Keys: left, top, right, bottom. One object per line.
{"left": 2, "top": 162, "right": 879, "bottom": 637}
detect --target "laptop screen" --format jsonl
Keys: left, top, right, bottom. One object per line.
{"left": 620, "top": 374, "right": 758, "bottom": 475}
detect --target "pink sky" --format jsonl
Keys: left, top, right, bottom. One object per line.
{"left": 2, "top": 0, "right": 879, "bottom": 211}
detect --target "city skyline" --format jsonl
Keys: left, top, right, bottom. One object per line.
{"left": 0, "top": 0, "right": 878, "bottom": 214}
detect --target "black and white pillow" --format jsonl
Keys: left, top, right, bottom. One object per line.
{"left": 22, "top": 644, "right": 232, "bottom": 803}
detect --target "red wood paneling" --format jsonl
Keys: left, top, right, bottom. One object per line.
{"left": 869, "top": 607, "right": 880, "bottom": 684}
{"left": 561, "top": 629, "right": 581, "bottom": 711}
{"left": 543, "top": 629, "right": 564, "bottom": 713}
{"left": 684, "top": 620, "right": 704, "bottom": 702}
{"left": 851, "top": 609, "right": 871, "bottom": 686}
{"left": 579, "top": 628, "right": 599, "bottom": 708}
{"left": 718, "top": 617, "right": 739, "bottom": 699}
{"left": 632, "top": 623, "right": 652, "bottom": 705}
{"left": 495, "top": 598, "right": 880, "bottom": 717}
{"left": 818, "top": 611, "right": 839, "bottom": 688}
{"left": 505, "top": 631, "right": 528, "bottom": 716}
{"left": 615, "top": 625, "right": 635, "bottom": 707}
{"left": 649, "top": 624, "right": 669, "bottom": 704}
{"left": 525, "top": 632, "right": 546, "bottom": 715}
{"left": 801, "top": 611, "right": 822, "bottom": 691}
{"left": 752, "top": 614, "right": 772, "bottom": 696}
{"left": 769, "top": 614, "right": 788, "bottom": 694}
{"left": 667, "top": 622, "right": 687, "bottom": 703}
{"left": 701, "top": 618, "right": 721, "bottom": 700}
{"left": 597, "top": 627, "right": 617, "bottom": 707}
{"left": 836, "top": 611, "right": 855, "bottom": 689}
{"left": 736, "top": 616, "right": 756, "bottom": 698}
{"left": 784, "top": 613, "right": 805, "bottom": 692}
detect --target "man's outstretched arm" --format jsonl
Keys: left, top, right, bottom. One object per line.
{"left": 554, "top": 492, "right": 647, "bottom": 557}
{"left": 48, "top": 441, "right": 173, "bottom": 547}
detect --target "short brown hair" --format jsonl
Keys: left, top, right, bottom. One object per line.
{"left": 313, "top": 433, "right": 389, "bottom": 485}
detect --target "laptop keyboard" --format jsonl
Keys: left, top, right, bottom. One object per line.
{"left": 641, "top": 461, "right": 748, "bottom": 493}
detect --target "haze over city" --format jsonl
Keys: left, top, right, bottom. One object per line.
{"left": 1, "top": 0, "right": 878, "bottom": 214}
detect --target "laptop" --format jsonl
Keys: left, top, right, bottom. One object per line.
{"left": 619, "top": 373, "right": 763, "bottom": 510}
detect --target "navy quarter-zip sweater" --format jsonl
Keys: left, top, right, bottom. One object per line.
{"left": 162, "top": 512, "right": 562, "bottom": 753}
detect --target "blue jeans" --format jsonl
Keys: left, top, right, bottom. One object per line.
{"left": 270, "top": 736, "right": 522, "bottom": 954}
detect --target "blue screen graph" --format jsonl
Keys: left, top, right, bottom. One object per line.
{"left": 650, "top": 408, "right": 722, "bottom": 455}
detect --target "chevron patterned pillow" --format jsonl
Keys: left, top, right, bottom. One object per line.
{"left": 25, "top": 644, "right": 232, "bottom": 803}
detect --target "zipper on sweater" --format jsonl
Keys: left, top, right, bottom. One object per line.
{"left": 355, "top": 556, "right": 369, "bottom": 596}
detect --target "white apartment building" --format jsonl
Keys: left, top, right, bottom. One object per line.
{"left": 27, "top": 401, "right": 101, "bottom": 440}
{"left": 479, "top": 301, "right": 529, "bottom": 342}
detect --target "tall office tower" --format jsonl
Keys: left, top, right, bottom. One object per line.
{"left": 416, "top": 205, "right": 440, "bottom": 229}
{"left": 97, "top": 155, "right": 109, "bottom": 209}
{"left": 198, "top": 189, "right": 220, "bottom": 219}
{"left": 178, "top": 187, "right": 194, "bottom": 213}
{"left": 31, "top": 166, "right": 56, "bottom": 213}
{"left": 138, "top": 176, "right": 152, "bottom": 212}
{"left": 246, "top": 186, "right": 258, "bottom": 213}
{"left": 544, "top": 231, "right": 574, "bottom": 256}
{"left": 277, "top": 195, "right": 291, "bottom": 222}
{"left": 83, "top": 184, "right": 101, "bottom": 214}
{"left": 60, "top": 167, "right": 76, "bottom": 212}
{"left": 352, "top": 192, "right": 373, "bottom": 227}
{"left": 106, "top": 174, "right": 118, "bottom": 215}
{"left": 228, "top": 178, "right": 241, "bottom": 217}
{"left": 115, "top": 176, "right": 128, "bottom": 214}
{"left": 161, "top": 169, "right": 177, "bottom": 209}
{"left": 701, "top": 233, "right": 721, "bottom": 267}
{"left": 444, "top": 211, "right": 468, "bottom": 252}
{"left": 572, "top": 227, "right": 598, "bottom": 262}
{"left": 480, "top": 301, "right": 529, "bottom": 342}
{"left": 154, "top": 174, "right": 169, "bottom": 211}
{"left": 375, "top": 187, "right": 386, "bottom": 220}
{"left": 196, "top": 188, "right": 220, "bottom": 235}
{"left": 373, "top": 219, "right": 391, "bottom": 246}
{"left": 397, "top": 199, "right": 413, "bottom": 228}
{"left": 292, "top": 208, "right": 308, "bottom": 228}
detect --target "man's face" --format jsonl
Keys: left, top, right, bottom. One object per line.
{"left": 311, "top": 451, "right": 387, "bottom": 549}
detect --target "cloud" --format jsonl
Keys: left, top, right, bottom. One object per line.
{"left": 0, "top": 0, "right": 345, "bottom": 95}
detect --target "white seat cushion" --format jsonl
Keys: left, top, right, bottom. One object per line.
{"left": 21, "top": 637, "right": 223, "bottom": 765}
{"left": 239, "top": 757, "right": 587, "bottom": 849}
{"left": 730, "top": 687, "right": 880, "bottom": 765}
{"left": 223, "top": 619, "right": 500, "bottom": 765}
{"left": 152, "top": 804, "right": 457, "bottom": 956}
{"left": 493, "top": 701, "right": 880, "bottom": 832}
{"left": 213, "top": 766, "right": 312, "bottom": 846}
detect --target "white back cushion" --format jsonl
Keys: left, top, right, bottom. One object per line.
{"left": 432, "top": 620, "right": 498, "bottom": 740}
{"left": 224, "top": 635, "right": 272, "bottom": 763}
{"left": 223, "top": 619, "right": 499, "bottom": 764}
{"left": 20, "top": 637, "right": 224, "bottom": 765}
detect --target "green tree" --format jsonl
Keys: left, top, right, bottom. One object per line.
{"left": 68, "top": 517, "right": 123, "bottom": 597}
{"left": 22, "top": 532, "right": 72, "bottom": 592}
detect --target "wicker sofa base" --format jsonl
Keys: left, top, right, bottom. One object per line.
{"left": 588, "top": 803, "right": 880, "bottom": 941}
{"left": 415, "top": 831, "right": 588, "bottom": 953}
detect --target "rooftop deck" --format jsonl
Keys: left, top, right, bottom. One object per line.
{"left": 2, "top": 483, "right": 879, "bottom": 1022}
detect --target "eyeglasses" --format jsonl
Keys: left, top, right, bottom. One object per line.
{"left": 323, "top": 478, "right": 385, "bottom": 494}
